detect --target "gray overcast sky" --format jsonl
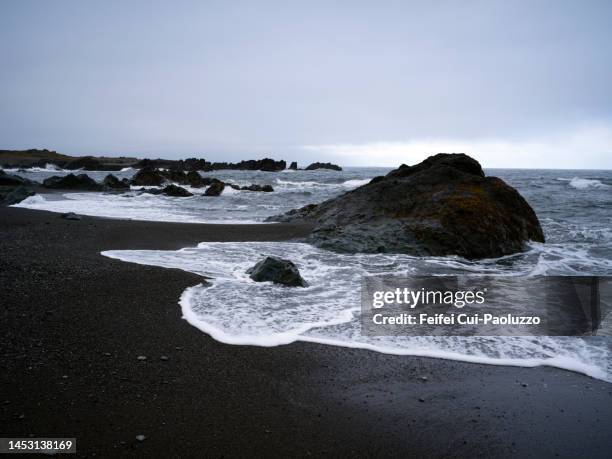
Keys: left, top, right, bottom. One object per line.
{"left": 1, "top": 0, "right": 611, "bottom": 168}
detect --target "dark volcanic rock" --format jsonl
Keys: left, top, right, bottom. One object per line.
{"left": 43, "top": 174, "right": 102, "bottom": 191}
{"left": 289, "top": 161, "right": 298, "bottom": 170}
{"left": 137, "top": 157, "right": 286, "bottom": 172}
{"left": 204, "top": 181, "right": 225, "bottom": 196}
{"left": 65, "top": 156, "right": 123, "bottom": 171}
{"left": 0, "top": 170, "right": 32, "bottom": 186}
{"left": 226, "top": 182, "right": 274, "bottom": 192}
{"left": 246, "top": 256, "right": 308, "bottom": 287}
{"left": 199, "top": 177, "right": 216, "bottom": 186}
{"left": 137, "top": 188, "right": 162, "bottom": 195}
{"left": 131, "top": 167, "right": 165, "bottom": 186}
{"left": 245, "top": 184, "right": 274, "bottom": 192}
{"left": 161, "top": 169, "right": 189, "bottom": 184}
{"left": 240, "top": 184, "right": 274, "bottom": 192}
{"left": 161, "top": 184, "right": 193, "bottom": 197}
{"left": 132, "top": 168, "right": 204, "bottom": 187}
{"left": 271, "top": 203, "right": 319, "bottom": 222}
{"left": 203, "top": 158, "right": 286, "bottom": 172}
{"left": 268, "top": 153, "right": 544, "bottom": 259}
{"left": 305, "top": 162, "right": 342, "bottom": 171}
{"left": 103, "top": 174, "right": 130, "bottom": 190}
{"left": 0, "top": 171, "right": 37, "bottom": 205}
{"left": 1, "top": 185, "right": 35, "bottom": 205}
{"left": 186, "top": 171, "right": 205, "bottom": 187}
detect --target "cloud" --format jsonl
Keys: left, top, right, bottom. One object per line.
{"left": 301, "top": 124, "right": 612, "bottom": 169}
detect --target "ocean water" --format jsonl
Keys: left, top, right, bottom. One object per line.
{"left": 9, "top": 166, "right": 612, "bottom": 381}
{"left": 9, "top": 166, "right": 379, "bottom": 223}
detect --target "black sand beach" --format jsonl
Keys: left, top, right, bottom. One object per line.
{"left": 1, "top": 206, "right": 611, "bottom": 458}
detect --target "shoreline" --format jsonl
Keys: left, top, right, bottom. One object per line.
{"left": 1, "top": 207, "right": 611, "bottom": 457}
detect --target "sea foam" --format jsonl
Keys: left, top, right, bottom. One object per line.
{"left": 102, "top": 241, "right": 612, "bottom": 382}
{"left": 563, "top": 177, "right": 610, "bottom": 190}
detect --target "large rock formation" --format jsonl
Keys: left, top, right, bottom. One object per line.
{"left": 43, "top": 174, "right": 102, "bottom": 191}
{"left": 246, "top": 256, "right": 308, "bottom": 287}
{"left": 268, "top": 154, "right": 544, "bottom": 259}
{"left": 130, "top": 167, "right": 165, "bottom": 186}
{"left": 0, "top": 170, "right": 36, "bottom": 205}
{"left": 204, "top": 181, "right": 225, "bottom": 196}
{"left": 0, "top": 170, "right": 32, "bottom": 186}
{"left": 136, "top": 157, "right": 286, "bottom": 172}
{"left": 1, "top": 185, "right": 35, "bottom": 205}
{"left": 186, "top": 171, "right": 205, "bottom": 187}
{"left": 305, "top": 162, "right": 342, "bottom": 171}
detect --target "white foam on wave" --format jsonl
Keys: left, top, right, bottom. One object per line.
{"left": 275, "top": 177, "right": 372, "bottom": 191}
{"left": 221, "top": 186, "right": 240, "bottom": 195}
{"left": 12, "top": 192, "right": 261, "bottom": 224}
{"left": 3, "top": 163, "right": 69, "bottom": 173}
{"left": 565, "top": 177, "right": 610, "bottom": 190}
{"left": 341, "top": 178, "right": 371, "bottom": 188}
{"left": 16, "top": 194, "right": 47, "bottom": 205}
{"left": 101, "top": 242, "right": 611, "bottom": 382}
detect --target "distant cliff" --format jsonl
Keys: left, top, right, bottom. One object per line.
{"left": 0, "top": 149, "right": 286, "bottom": 172}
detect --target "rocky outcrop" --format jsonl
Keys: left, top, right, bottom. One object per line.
{"left": 0, "top": 149, "right": 290, "bottom": 172}
{"left": 65, "top": 156, "right": 113, "bottom": 171}
{"left": 246, "top": 256, "right": 308, "bottom": 287}
{"left": 186, "top": 171, "right": 205, "bottom": 187}
{"left": 1, "top": 185, "right": 35, "bottom": 205}
{"left": 0, "top": 170, "right": 34, "bottom": 186}
{"left": 289, "top": 161, "right": 298, "bottom": 170}
{"left": 0, "top": 171, "right": 36, "bottom": 205}
{"left": 228, "top": 183, "right": 274, "bottom": 192}
{"left": 305, "top": 162, "right": 342, "bottom": 171}
{"left": 130, "top": 167, "right": 165, "bottom": 186}
{"left": 161, "top": 184, "right": 193, "bottom": 197}
{"left": 103, "top": 174, "right": 130, "bottom": 190}
{"left": 136, "top": 157, "right": 286, "bottom": 172}
{"left": 43, "top": 174, "right": 102, "bottom": 191}
{"left": 268, "top": 153, "right": 544, "bottom": 259}
{"left": 204, "top": 181, "right": 225, "bottom": 196}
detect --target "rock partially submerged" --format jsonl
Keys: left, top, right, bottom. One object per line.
{"left": 246, "top": 256, "right": 308, "bottom": 287}
{"left": 268, "top": 153, "right": 544, "bottom": 259}
{"left": 1, "top": 185, "right": 35, "bottom": 205}
{"left": 43, "top": 173, "right": 102, "bottom": 191}
{"left": 186, "top": 171, "right": 205, "bottom": 187}
{"left": 0, "top": 171, "right": 36, "bottom": 205}
{"left": 228, "top": 183, "right": 274, "bottom": 192}
{"left": 305, "top": 162, "right": 342, "bottom": 171}
{"left": 204, "top": 181, "right": 225, "bottom": 196}
{"left": 161, "top": 184, "right": 193, "bottom": 197}
{"left": 130, "top": 167, "right": 165, "bottom": 186}
{"left": 289, "top": 161, "right": 298, "bottom": 170}
{"left": 103, "top": 174, "right": 130, "bottom": 190}
{"left": 0, "top": 170, "right": 32, "bottom": 186}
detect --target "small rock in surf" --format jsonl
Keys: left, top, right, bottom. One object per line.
{"left": 246, "top": 256, "right": 308, "bottom": 287}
